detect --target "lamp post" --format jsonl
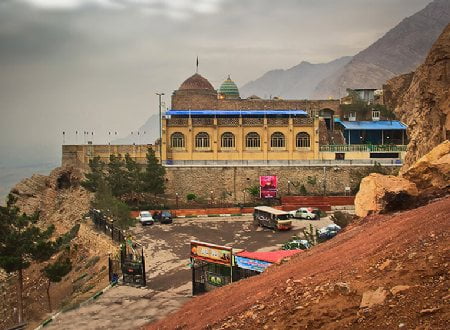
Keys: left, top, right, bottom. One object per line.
{"left": 210, "top": 190, "right": 214, "bottom": 204}
{"left": 156, "top": 92, "right": 165, "bottom": 163}
{"left": 287, "top": 180, "right": 291, "bottom": 195}
{"left": 243, "top": 189, "right": 246, "bottom": 205}
{"left": 175, "top": 193, "right": 179, "bottom": 209}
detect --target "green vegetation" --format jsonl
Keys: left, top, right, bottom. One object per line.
{"left": 340, "top": 89, "right": 396, "bottom": 121}
{"left": 246, "top": 185, "right": 260, "bottom": 198}
{"left": 0, "top": 195, "right": 76, "bottom": 323}
{"left": 82, "top": 147, "right": 166, "bottom": 229}
{"left": 186, "top": 193, "right": 197, "bottom": 201}
{"left": 42, "top": 255, "right": 72, "bottom": 312}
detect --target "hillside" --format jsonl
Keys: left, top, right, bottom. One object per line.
{"left": 384, "top": 23, "right": 450, "bottom": 171}
{"left": 148, "top": 196, "right": 450, "bottom": 329}
{"left": 312, "top": 0, "right": 450, "bottom": 98}
{"left": 112, "top": 114, "right": 159, "bottom": 145}
{"left": 240, "top": 57, "right": 351, "bottom": 99}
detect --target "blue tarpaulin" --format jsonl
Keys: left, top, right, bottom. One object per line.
{"left": 165, "top": 109, "right": 308, "bottom": 116}
{"left": 339, "top": 121, "right": 406, "bottom": 130}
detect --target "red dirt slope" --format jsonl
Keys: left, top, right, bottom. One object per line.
{"left": 147, "top": 196, "right": 450, "bottom": 329}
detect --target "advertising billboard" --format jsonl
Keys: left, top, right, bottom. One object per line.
{"left": 234, "top": 256, "right": 272, "bottom": 273}
{"left": 190, "top": 241, "right": 232, "bottom": 266}
{"left": 260, "top": 175, "right": 278, "bottom": 198}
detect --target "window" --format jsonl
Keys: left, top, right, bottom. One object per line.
{"left": 221, "top": 132, "right": 235, "bottom": 149}
{"left": 270, "top": 132, "right": 285, "bottom": 149}
{"left": 245, "top": 132, "right": 260, "bottom": 149}
{"left": 372, "top": 110, "right": 380, "bottom": 121}
{"left": 170, "top": 132, "right": 185, "bottom": 149}
{"left": 296, "top": 132, "right": 310, "bottom": 149}
{"left": 195, "top": 132, "right": 210, "bottom": 149}
{"left": 349, "top": 112, "right": 356, "bottom": 121}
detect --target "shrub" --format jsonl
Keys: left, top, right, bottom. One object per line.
{"left": 186, "top": 193, "right": 197, "bottom": 201}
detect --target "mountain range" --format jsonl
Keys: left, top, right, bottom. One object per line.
{"left": 241, "top": 0, "right": 450, "bottom": 100}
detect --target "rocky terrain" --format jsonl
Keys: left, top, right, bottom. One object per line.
{"left": 384, "top": 23, "right": 450, "bottom": 171}
{"left": 0, "top": 167, "right": 117, "bottom": 330}
{"left": 148, "top": 196, "right": 450, "bottom": 329}
{"left": 312, "top": 0, "right": 450, "bottom": 99}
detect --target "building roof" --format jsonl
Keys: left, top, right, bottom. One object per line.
{"left": 179, "top": 73, "right": 215, "bottom": 91}
{"left": 254, "top": 206, "right": 289, "bottom": 215}
{"left": 219, "top": 75, "right": 240, "bottom": 98}
{"left": 339, "top": 120, "right": 407, "bottom": 130}
{"left": 235, "top": 250, "right": 302, "bottom": 263}
{"left": 166, "top": 110, "right": 308, "bottom": 116}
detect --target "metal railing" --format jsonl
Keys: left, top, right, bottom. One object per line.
{"left": 163, "top": 159, "right": 403, "bottom": 166}
{"left": 319, "top": 144, "right": 407, "bottom": 152}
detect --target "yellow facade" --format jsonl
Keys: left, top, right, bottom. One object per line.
{"left": 161, "top": 117, "right": 319, "bottom": 163}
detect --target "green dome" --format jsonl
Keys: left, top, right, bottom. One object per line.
{"left": 219, "top": 75, "right": 240, "bottom": 99}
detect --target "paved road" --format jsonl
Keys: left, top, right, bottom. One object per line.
{"left": 46, "top": 216, "right": 332, "bottom": 330}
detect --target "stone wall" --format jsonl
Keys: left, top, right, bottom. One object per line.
{"left": 164, "top": 165, "right": 398, "bottom": 203}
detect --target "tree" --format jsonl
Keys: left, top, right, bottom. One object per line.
{"left": 42, "top": 256, "right": 72, "bottom": 312}
{"left": 106, "top": 154, "right": 132, "bottom": 197}
{"left": 142, "top": 147, "right": 165, "bottom": 195}
{"left": 81, "top": 156, "right": 105, "bottom": 192}
{"left": 0, "top": 195, "right": 57, "bottom": 324}
{"left": 124, "top": 153, "right": 142, "bottom": 193}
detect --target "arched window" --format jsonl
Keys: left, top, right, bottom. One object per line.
{"left": 195, "top": 132, "right": 210, "bottom": 149}
{"left": 271, "top": 132, "right": 285, "bottom": 148}
{"left": 170, "top": 132, "right": 185, "bottom": 149}
{"left": 245, "top": 132, "right": 260, "bottom": 149}
{"left": 296, "top": 132, "right": 310, "bottom": 149}
{"left": 221, "top": 132, "right": 235, "bottom": 149}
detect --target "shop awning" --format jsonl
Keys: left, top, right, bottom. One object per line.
{"left": 235, "top": 250, "right": 302, "bottom": 263}
{"left": 339, "top": 120, "right": 407, "bottom": 130}
{"left": 165, "top": 110, "right": 308, "bottom": 116}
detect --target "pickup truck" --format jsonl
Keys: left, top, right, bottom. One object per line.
{"left": 289, "top": 207, "right": 320, "bottom": 220}
{"left": 136, "top": 211, "right": 154, "bottom": 226}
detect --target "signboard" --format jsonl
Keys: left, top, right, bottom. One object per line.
{"left": 234, "top": 256, "right": 272, "bottom": 273}
{"left": 207, "top": 272, "right": 227, "bottom": 286}
{"left": 260, "top": 175, "right": 278, "bottom": 199}
{"left": 190, "top": 241, "right": 232, "bottom": 266}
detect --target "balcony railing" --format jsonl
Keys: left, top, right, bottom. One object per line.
{"left": 320, "top": 144, "right": 407, "bottom": 152}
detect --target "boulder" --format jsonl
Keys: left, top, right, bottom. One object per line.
{"left": 355, "top": 173, "right": 419, "bottom": 217}
{"left": 401, "top": 140, "right": 450, "bottom": 191}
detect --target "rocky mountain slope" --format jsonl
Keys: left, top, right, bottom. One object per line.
{"left": 312, "top": 0, "right": 450, "bottom": 99}
{"left": 148, "top": 196, "right": 450, "bottom": 329}
{"left": 112, "top": 114, "right": 159, "bottom": 145}
{"left": 384, "top": 23, "right": 450, "bottom": 171}
{"left": 240, "top": 57, "right": 351, "bottom": 99}
{"left": 0, "top": 167, "right": 117, "bottom": 330}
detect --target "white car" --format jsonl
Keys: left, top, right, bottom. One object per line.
{"left": 137, "top": 211, "right": 154, "bottom": 226}
{"left": 289, "top": 207, "right": 319, "bottom": 220}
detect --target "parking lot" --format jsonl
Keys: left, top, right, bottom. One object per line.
{"left": 47, "top": 215, "right": 333, "bottom": 330}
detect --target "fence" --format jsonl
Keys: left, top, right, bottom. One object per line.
{"left": 90, "top": 209, "right": 125, "bottom": 244}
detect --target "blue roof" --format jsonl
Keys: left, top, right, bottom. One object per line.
{"left": 165, "top": 109, "right": 308, "bottom": 116}
{"left": 339, "top": 121, "right": 407, "bottom": 130}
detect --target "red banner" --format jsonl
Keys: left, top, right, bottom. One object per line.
{"left": 260, "top": 175, "right": 278, "bottom": 198}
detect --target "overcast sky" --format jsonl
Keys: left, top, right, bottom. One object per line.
{"left": 0, "top": 0, "right": 432, "bottom": 167}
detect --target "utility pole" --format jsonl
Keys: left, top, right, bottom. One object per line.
{"left": 156, "top": 92, "right": 165, "bottom": 163}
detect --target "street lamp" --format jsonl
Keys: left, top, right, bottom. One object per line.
{"left": 210, "top": 190, "right": 214, "bottom": 204}
{"left": 287, "top": 180, "right": 291, "bottom": 195}
{"left": 175, "top": 193, "right": 179, "bottom": 209}
{"left": 156, "top": 92, "right": 165, "bottom": 163}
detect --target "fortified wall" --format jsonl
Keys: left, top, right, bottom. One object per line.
{"left": 164, "top": 165, "right": 398, "bottom": 203}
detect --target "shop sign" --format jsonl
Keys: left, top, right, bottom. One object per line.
{"left": 260, "top": 175, "right": 278, "bottom": 198}
{"left": 235, "top": 256, "right": 272, "bottom": 273}
{"left": 207, "top": 272, "right": 226, "bottom": 287}
{"left": 190, "top": 241, "right": 232, "bottom": 266}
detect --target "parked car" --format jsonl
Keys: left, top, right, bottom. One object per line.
{"left": 282, "top": 239, "right": 311, "bottom": 250}
{"left": 137, "top": 211, "right": 154, "bottom": 226}
{"left": 318, "top": 223, "right": 341, "bottom": 240}
{"left": 153, "top": 210, "right": 173, "bottom": 224}
{"left": 289, "top": 207, "right": 320, "bottom": 220}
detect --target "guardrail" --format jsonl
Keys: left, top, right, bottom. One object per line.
{"left": 163, "top": 159, "right": 403, "bottom": 166}
{"left": 319, "top": 144, "right": 407, "bottom": 152}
